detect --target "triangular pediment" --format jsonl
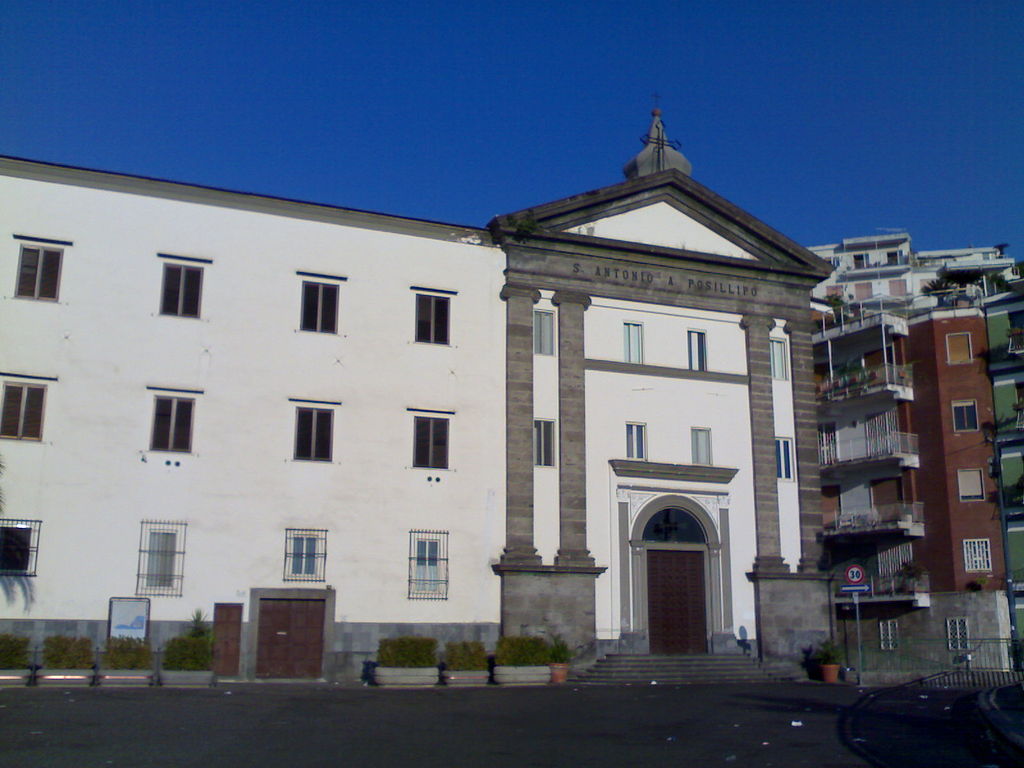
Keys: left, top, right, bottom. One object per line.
{"left": 490, "top": 169, "right": 832, "bottom": 279}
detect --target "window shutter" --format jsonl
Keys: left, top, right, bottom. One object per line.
{"left": 39, "top": 250, "right": 61, "bottom": 299}
{"left": 182, "top": 267, "right": 202, "bottom": 317}
{"left": 321, "top": 285, "right": 338, "bottom": 334}
{"left": 314, "top": 410, "right": 332, "bottom": 460}
{"left": 415, "top": 295, "right": 432, "bottom": 342}
{"left": 433, "top": 297, "right": 449, "bottom": 344}
{"left": 301, "top": 282, "right": 320, "bottom": 331}
{"left": 17, "top": 249, "right": 40, "bottom": 297}
{"left": 295, "top": 409, "right": 313, "bottom": 458}
{"left": 0, "top": 527, "right": 31, "bottom": 572}
{"left": 162, "top": 266, "right": 182, "bottom": 314}
{"left": 431, "top": 418, "right": 448, "bottom": 468}
{"left": 22, "top": 387, "right": 44, "bottom": 439}
{"left": 947, "top": 333, "right": 971, "bottom": 363}
{"left": 1, "top": 386, "right": 23, "bottom": 437}
{"left": 172, "top": 399, "right": 193, "bottom": 451}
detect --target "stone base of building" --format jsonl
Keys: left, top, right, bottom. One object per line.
{"left": 493, "top": 562, "right": 606, "bottom": 652}
{"left": 749, "top": 570, "right": 831, "bottom": 661}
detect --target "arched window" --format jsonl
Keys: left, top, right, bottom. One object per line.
{"left": 642, "top": 508, "right": 706, "bottom": 544}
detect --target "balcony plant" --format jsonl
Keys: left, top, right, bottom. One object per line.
{"left": 99, "top": 637, "right": 154, "bottom": 686}
{"left": 493, "top": 636, "right": 551, "bottom": 685}
{"left": 548, "top": 635, "right": 572, "bottom": 684}
{"left": 442, "top": 641, "right": 489, "bottom": 687}
{"left": 0, "top": 633, "right": 32, "bottom": 687}
{"left": 814, "top": 639, "right": 842, "bottom": 684}
{"left": 160, "top": 610, "right": 215, "bottom": 687}
{"left": 374, "top": 636, "right": 439, "bottom": 687}
{"left": 37, "top": 635, "right": 96, "bottom": 686}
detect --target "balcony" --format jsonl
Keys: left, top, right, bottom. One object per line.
{"left": 1008, "top": 331, "right": 1024, "bottom": 355}
{"left": 819, "top": 430, "right": 919, "bottom": 470}
{"left": 834, "top": 570, "right": 930, "bottom": 607}
{"left": 813, "top": 309, "right": 908, "bottom": 345}
{"left": 817, "top": 363, "right": 913, "bottom": 403}
{"left": 824, "top": 503, "right": 924, "bottom": 539}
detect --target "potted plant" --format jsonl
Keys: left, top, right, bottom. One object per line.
{"left": 160, "top": 610, "right": 215, "bottom": 687}
{"left": 373, "top": 637, "right": 439, "bottom": 686}
{"left": 442, "top": 641, "right": 489, "bottom": 687}
{"left": 0, "top": 633, "right": 32, "bottom": 687}
{"left": 814, "top": 639, "right": 843, "bottom": 684}
{"left": 36, "top": 636, "right": 96, "bottom": 686}
{"left": 99, "top": 637, "right": 154, "bottom": 686}
{"left": 548, "top": 635, "right": 572, "bottom": 684}
{"left": 493, "top": 636, "right": 550, "bottom": 685}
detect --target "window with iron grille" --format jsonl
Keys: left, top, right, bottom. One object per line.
{"left": 0, "top": 520, "right": 41, "bottom": 576}
{"left": 160, "top": 264, "right": 203, "bottom": 318}
{"left": 415, "top": 294, "right": 450, "bottom": 344}
{"left": 1, "top": 383, "right": 46, "bottom": 440}
{"left": 294, "top": 407, "right": 333, "bottom": 461}
{"left": 946, "top": 616, "right": 969, "bottom": 651}
{"left": 879, "top": 619, "right": 898, "bottom": 651}
{"left": 533, "top": 310, "right": 554, "bottom": 355}
{"left": 413, "top": 416, "right": 448, "bottom": 469}
{"left": 300, "top": 281, "right": 339, "bottom": 333}
{"left": 150, "top": 396, "right": 194, "bottom": 452}
{"left": 408, "top": 530, "right": 448, "bottom": 599}
{"left": 534, "top": 419, "right": 555, "bottom": 466}
{"left": 136, "top": 521, "right": 187, "bottom": 597}
{"left": 284, "top": 529, "right": 327, "bottom": 581}
{"left": 963, "top": 538, "right": 992, "bottom": 572}
{"left": 16, "top": 245, "right": 62, "bottom": 300}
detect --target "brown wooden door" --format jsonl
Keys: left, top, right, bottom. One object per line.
{"left": 255, "top": 599, "right": 325, "bottom": 678}
{"left": 647, "top": 549, "right": 706, "bottom": 654}
{"left": 212, "top": 603, "right": 243, "bottom": 676}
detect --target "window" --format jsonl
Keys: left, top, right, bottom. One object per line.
{"left": 691, "top": 428, "right": 712, "bottom": 465}
{"left": 853, "top": 254, "right": 867, "bottom": 268}
{"left": 533, "top": 419, "right": 555, "bottom": 467}
{"left": 886, "top": 251, "right": 901, "bottom": 265}
{"left": 1, "top": 383, "right": 45, "bottom": 440}
{"left": 0, "top": 520, "right": 41, "bottom": 576}
{"left": 770, "top": 339, "right": 789, "bottom": 380}
{"left": 408, "top": 530, "right": 448, "bottom": 599}
{"left": 16, "top": 245, "right": 62, "bottom": 300}
{"left": 775, "top": 437, "right": 794, "bottom": 479}
{"left": 626, "top": 423, "right": 646, "bottom": 460}
{"left": 413, "top": 416, "right": 449, "bottom": 469}
{"left": 623, "top": 323, "right": 643, "bottom": 364}
{"left": 946, "top": 332, "right": 972, "bottom": 364}
{"left": 160, "top": 264, "right": 203, "bottom": 318}
{"left": 294, "top": 407, "right": 333, "bottom": 461}
{"left": 300, "top": 282, "right": 338, "bottom": 333}
{"left": 879, "top": 619, "right": 898, "bottom": 651}
{"left": 150, "top": 397, "right": 194, "bottom": 452}
{"left": 688, "top": 330, "right": 706, "bottom": 371}
{"left": 136, "top": 520, "right": 186, "bottom": 597}
{"left": 888, "top": 279, "right": 907, "bottom": 296}
{"left": 415, "top": 294, "right": 449, "bottom": 344}
{"left": 946, "top": 617, "right": 969, "bottom": 651}
{"left": 963, "top": 538, "right": 992, "bottom": 572}
{"left": 957, "top": 469, "right": 984, "bottom": 501}
{"left": 284, "top": 529, "right": 327, "bottom": 581}
{"left": 854, "top": 282, "right": 872, "bottom": 300}
{"left": 533, "top": 310, "right": 554, "bottom": 355}
{"left": 952, "top": 400, "right": 978, "bottom": 432}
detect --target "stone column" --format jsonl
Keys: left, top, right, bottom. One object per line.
{"left": 552, "top": 290, "right": 595, "bottom": 566}
{"left": 742, "top": 315, "right": 787, "bottom": 573}
{"left": 500, "top": 284, "right": 541, "bottom": 564}
{"left": 787, "top": 319, "right": 825, "bottom": 572}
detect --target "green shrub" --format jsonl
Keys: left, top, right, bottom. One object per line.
{"left": 495, "top": 636, "right": 549, "bottom": 666}
{"left": 444, "top": 641, "right": 487, "bottom": 671}
{"left": 104, "top": 637, "right": 152, "bottom": 669}
{"left": 42, "top": 636, "right": 94, "bottom": 668}
{"left": 548, "top": 635, "right": 572, "bottom": 664}
{"left": 377, "top": 637, "right": 437, "bottom": 667}
{"left": 814, "top": 639, "right": 842, "bottom": 665}
{"left": 162, "top": 635, "right": 212, "bottom": 671}
{"left": 0, "top": 634, "right": 29, "bottom": 668}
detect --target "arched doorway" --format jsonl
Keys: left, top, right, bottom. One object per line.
{"left": 641, "top": 507, "right": 709, "bottom": 654}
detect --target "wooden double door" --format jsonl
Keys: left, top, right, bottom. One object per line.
{"left": 255, "top": 598, "right": 326, "bottom": 678}
{"left": 647, "top": 549, "right": 707, "bottom": 654}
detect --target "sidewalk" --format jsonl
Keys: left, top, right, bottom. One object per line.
{"left": 978, "top": 683, "right": 1024, "bottom": 761}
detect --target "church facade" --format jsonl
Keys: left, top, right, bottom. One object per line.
{"left": 0, "top": 113, "right": 831, "bottom": 677}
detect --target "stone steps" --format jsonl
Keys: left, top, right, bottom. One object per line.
{"left": 573, "top": 654, "right": 787, "bottom": 685}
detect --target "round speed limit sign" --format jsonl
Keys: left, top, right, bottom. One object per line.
{"left": 844, "top": 564, "right": 866, "bottom": 585}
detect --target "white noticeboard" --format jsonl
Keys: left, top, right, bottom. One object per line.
{"left": 108, "top": 597, "right": 150, "bottom": 640}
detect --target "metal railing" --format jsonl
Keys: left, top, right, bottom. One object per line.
{"left": 847, "top": 638, "right": 1016, "bottom": 676}
{"left": 816, "top": 363, "right": 912, "bottom": 401}
{"left": 819, "top": 431, "right": 918, "bottom": 466}
{"left": 1009, "top": 332, "right": 1024, "bottom": 354}
{"left": 827, "top": 502, "right": 923, "bottom": 533}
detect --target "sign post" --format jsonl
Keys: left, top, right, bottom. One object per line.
{"left": 840, "top": 565, "right": 870, "bottom": 685}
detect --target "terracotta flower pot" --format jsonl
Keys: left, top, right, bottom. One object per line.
{"left": 819, "top": 664, "right": 840, "bottom": 684}
{"left": 549, "top": 663, "right": 569, "bottom": 684}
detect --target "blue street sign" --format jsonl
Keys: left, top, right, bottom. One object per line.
{"left": 839, "top": 584, "right": 871, "bottom": 594}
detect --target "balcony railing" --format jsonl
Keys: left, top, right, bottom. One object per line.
{"left": 1017, "top": 409, "right": 1024, "bottom": 431}
{"left": 819, "top": 431, "right": 918, "bottom": 467}
{"left": 1008, "top": 331, "right": 1024, "bottom": 354}
{"left": 817, "top": 363, "right": 913, "bottom": 402}
{"left": 826, "top": 502, "right": 924, "bottom": 534}
{"left": 834, "top": 571, "right": 930, "bottom": 599}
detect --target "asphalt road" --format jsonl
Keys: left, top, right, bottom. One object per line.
{"left": 0, "top": 682, "right": 1017, "bottom": 768}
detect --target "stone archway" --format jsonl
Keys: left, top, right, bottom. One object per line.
{"left": 630, "top": 497, "right": 723, "bottom": 655}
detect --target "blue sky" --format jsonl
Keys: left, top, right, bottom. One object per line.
{"left": 2, "top": 1, "right": 1020, "bottom": 253}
